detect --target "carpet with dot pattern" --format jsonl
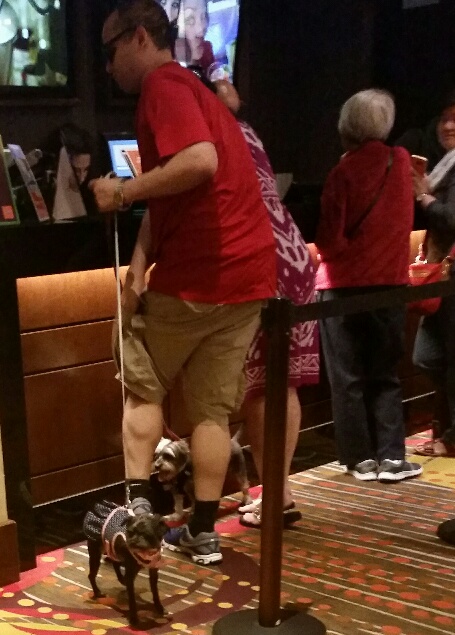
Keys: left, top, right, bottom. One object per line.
{"left": 1, "top": 461, "right": 455, "bottom": 635}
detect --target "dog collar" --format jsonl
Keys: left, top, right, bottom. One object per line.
{"left": 130, "top": 547, "right": 163, "bottom": 569}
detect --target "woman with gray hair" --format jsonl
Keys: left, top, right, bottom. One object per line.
{"left": 315, "top": 89, "right": 422, "bottom": 483}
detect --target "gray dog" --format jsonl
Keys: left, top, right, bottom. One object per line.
{"left": 153, "top": 433, "right": 252, "bottom": 521}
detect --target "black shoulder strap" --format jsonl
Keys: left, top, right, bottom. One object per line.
{"left": 346, "top": 149, "right": 394, "bottom": 240}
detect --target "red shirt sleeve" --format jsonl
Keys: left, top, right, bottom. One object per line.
{"left": 141, "top": 72, "right": 215, "bottom": 160}
{"left": 316, "top": 163, "right": 349, "bottom": 258}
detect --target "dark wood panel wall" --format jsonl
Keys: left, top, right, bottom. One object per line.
{"left": 18, "top": 269, "right": 124, "bottom": 506}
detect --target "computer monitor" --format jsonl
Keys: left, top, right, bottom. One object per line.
{"left": 105, "top": 136, "right": 139, "bottom": 179}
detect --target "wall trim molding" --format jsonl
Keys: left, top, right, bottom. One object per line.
{"left": 0, "top": 520, "right": 20, "bottom": 586}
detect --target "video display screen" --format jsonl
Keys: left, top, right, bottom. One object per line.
{"left": 162, "top": 0, "right": 241, "bottom": 80}
{"left": 0, "top": 0, "right": 68, "bottom": 87}
{"left": 107, "top": 138, "right": 139, "bottom": 179}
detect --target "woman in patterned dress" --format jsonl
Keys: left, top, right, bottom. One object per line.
{"left": 215, "top": 81, "right": 319, "bottom": 527}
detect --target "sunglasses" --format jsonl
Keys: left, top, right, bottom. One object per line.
{"left": 103, "top": 26, "right": 136, "bottom": 64}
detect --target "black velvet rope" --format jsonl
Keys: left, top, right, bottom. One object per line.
{"left": 276, "top": 277, "right": 455, "bottom": 325}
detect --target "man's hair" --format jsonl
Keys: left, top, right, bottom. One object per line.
{"left": 112, "top": 0, "right": 173, "bottom": 51}
{"left": 338, "top": 89, "right": 395, "bottom": 146}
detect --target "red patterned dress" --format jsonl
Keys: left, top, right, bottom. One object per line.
{"left": 240, "top": 121, "right": 319, "bottom": 399}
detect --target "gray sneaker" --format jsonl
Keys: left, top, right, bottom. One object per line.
{"left": 163, "top": 524, "right": 222, "bottom": 565}
{"left": 345, "top": 459, "right": 378, "bottom": 481}
{"left": 128, "top": 497, "right": 152, "bottom": 515}
{"left": 377, "top": 459, "right": 423, "bottom": 482}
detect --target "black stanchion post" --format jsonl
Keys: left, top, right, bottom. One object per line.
{"left": 213, "top": 298, "right": 326, "bottom": 635}
{"left": 259, "top": 296, "right": 293, "bottom": 626}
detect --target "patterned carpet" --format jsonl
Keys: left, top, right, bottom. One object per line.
{"left": 2, "top": 459, "right": 455, "bottom": 635}
{"left": 408, "top": 431, "right": 455, "bottom": 489}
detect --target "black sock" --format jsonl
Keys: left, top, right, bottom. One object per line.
{"left": 188, "top": 500, "right": 219, "bottom": 536}
{"left": 125, "top": 479, "right": 150, "bottom": 506}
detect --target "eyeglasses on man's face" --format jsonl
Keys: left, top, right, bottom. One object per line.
{"left": 103, "top": 27, "right": 136, "bottom": 64}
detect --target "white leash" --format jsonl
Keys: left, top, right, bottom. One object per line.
{"left": 113, "top": 211, "right": 126, "bottom": 409}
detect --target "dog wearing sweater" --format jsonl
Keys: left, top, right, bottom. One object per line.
{"left": 83, "top": 500, "right": 167, "bottom": 626}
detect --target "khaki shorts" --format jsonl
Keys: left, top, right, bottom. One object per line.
{"left": 113, "top": 291, "right": 262, "bottom": 427}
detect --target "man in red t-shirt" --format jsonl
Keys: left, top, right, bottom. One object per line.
{"left": 90, "top": 0, "right": 276, "bottom": 565}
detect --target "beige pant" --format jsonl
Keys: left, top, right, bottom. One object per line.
{"left": 114, "top": 291, "right": 262, "bottom": 426}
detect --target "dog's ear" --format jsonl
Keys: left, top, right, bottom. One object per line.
{"left": 173, "top": 439, "right": 190, "bottom": 461}
{"left": 155, "top": 437, "right": 172, "bottom": 457}
{"left": 177, "top": 439, "right": 190, "bottom": 453}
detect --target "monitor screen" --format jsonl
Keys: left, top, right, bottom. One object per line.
{"left": 164, "top": 0, "right": 241, "bottom": 81}
{"left": 106, "top": 138, "right": 139, "bottom": 179}
{"left": 0, "top": 0, "right": 68, "bottom": 89}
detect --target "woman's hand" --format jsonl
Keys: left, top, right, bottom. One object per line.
{"left": 412, "top": 169, "right": 430, "bottom": 199}
{"left": 412, "top": 170, "right": 436, "bottom": 206}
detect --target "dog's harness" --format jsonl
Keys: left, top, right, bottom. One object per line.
{"left": 101, "top": 506, "right": 162, "bottom": 569}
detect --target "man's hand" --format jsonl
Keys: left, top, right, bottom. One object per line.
{"left": 89, "top": 176, "right": 123, "bottom": 213}
{"left": 121, "top": 283, "right": 143, "bottom": 324}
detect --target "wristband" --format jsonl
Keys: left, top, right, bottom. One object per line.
{"left": 113, "top": 178, "right": 129, "bottom": 211}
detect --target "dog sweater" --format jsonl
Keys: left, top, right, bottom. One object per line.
{"left": 101, "top": 506, "right": 131, "bottom": 562}
{"left": 83, "top": 500, "right": 162, "bottom": 568}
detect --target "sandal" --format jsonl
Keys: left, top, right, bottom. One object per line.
{"left": 238, "top": 498, "right": 298, "bottom": 516}
{"left": 414, "top": 438, "right": 455, "bottom": 457}
{"left": 238, "top": 498, "right": 262, "bottom": 515}
{"left": 239, "top": 502, "right": 302, "bottom": 528}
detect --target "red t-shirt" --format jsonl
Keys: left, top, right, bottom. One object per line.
{"left": 136, "top": 62, "right": 276, "bottom": 304}
{"left": 315, "top": 141, "right": 413, "bottom": 289}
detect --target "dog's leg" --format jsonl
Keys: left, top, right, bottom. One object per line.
{"left": 184, "top": 478, "right": 196, "bottom": 516}
{"left": 124, "top": 557, "right": 139, "bottom": 626}
{"left": 231, "top": 439, "right": 252, "bottom": 505}
{"left": 87, "top": 539, "right": 105, "bottom": 598}
{"left": 149, "top": 568, "right": 164, "bottom": 616}
{"left": 112, "top": 562, "right": 126, "bottom": 586}
{"left": 165, "top": 492, "right": 186, "bottom": 522}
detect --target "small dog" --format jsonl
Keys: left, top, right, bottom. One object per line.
{"left": 153, "top": 432, "right": 252, "bottom": 522}
{"left": 83, "top": 501, "right": 167, "bottom": 625}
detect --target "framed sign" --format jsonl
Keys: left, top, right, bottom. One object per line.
{"left": 0, "top": 137, "right": 20, "bottom": 226}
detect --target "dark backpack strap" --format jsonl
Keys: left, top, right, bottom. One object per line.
{"left": 346, "top": 148, "right": 394, "bottom": 240}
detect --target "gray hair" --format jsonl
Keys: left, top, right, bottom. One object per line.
{"left": 338, "top": 89, "right": 395, "bottom": 147}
